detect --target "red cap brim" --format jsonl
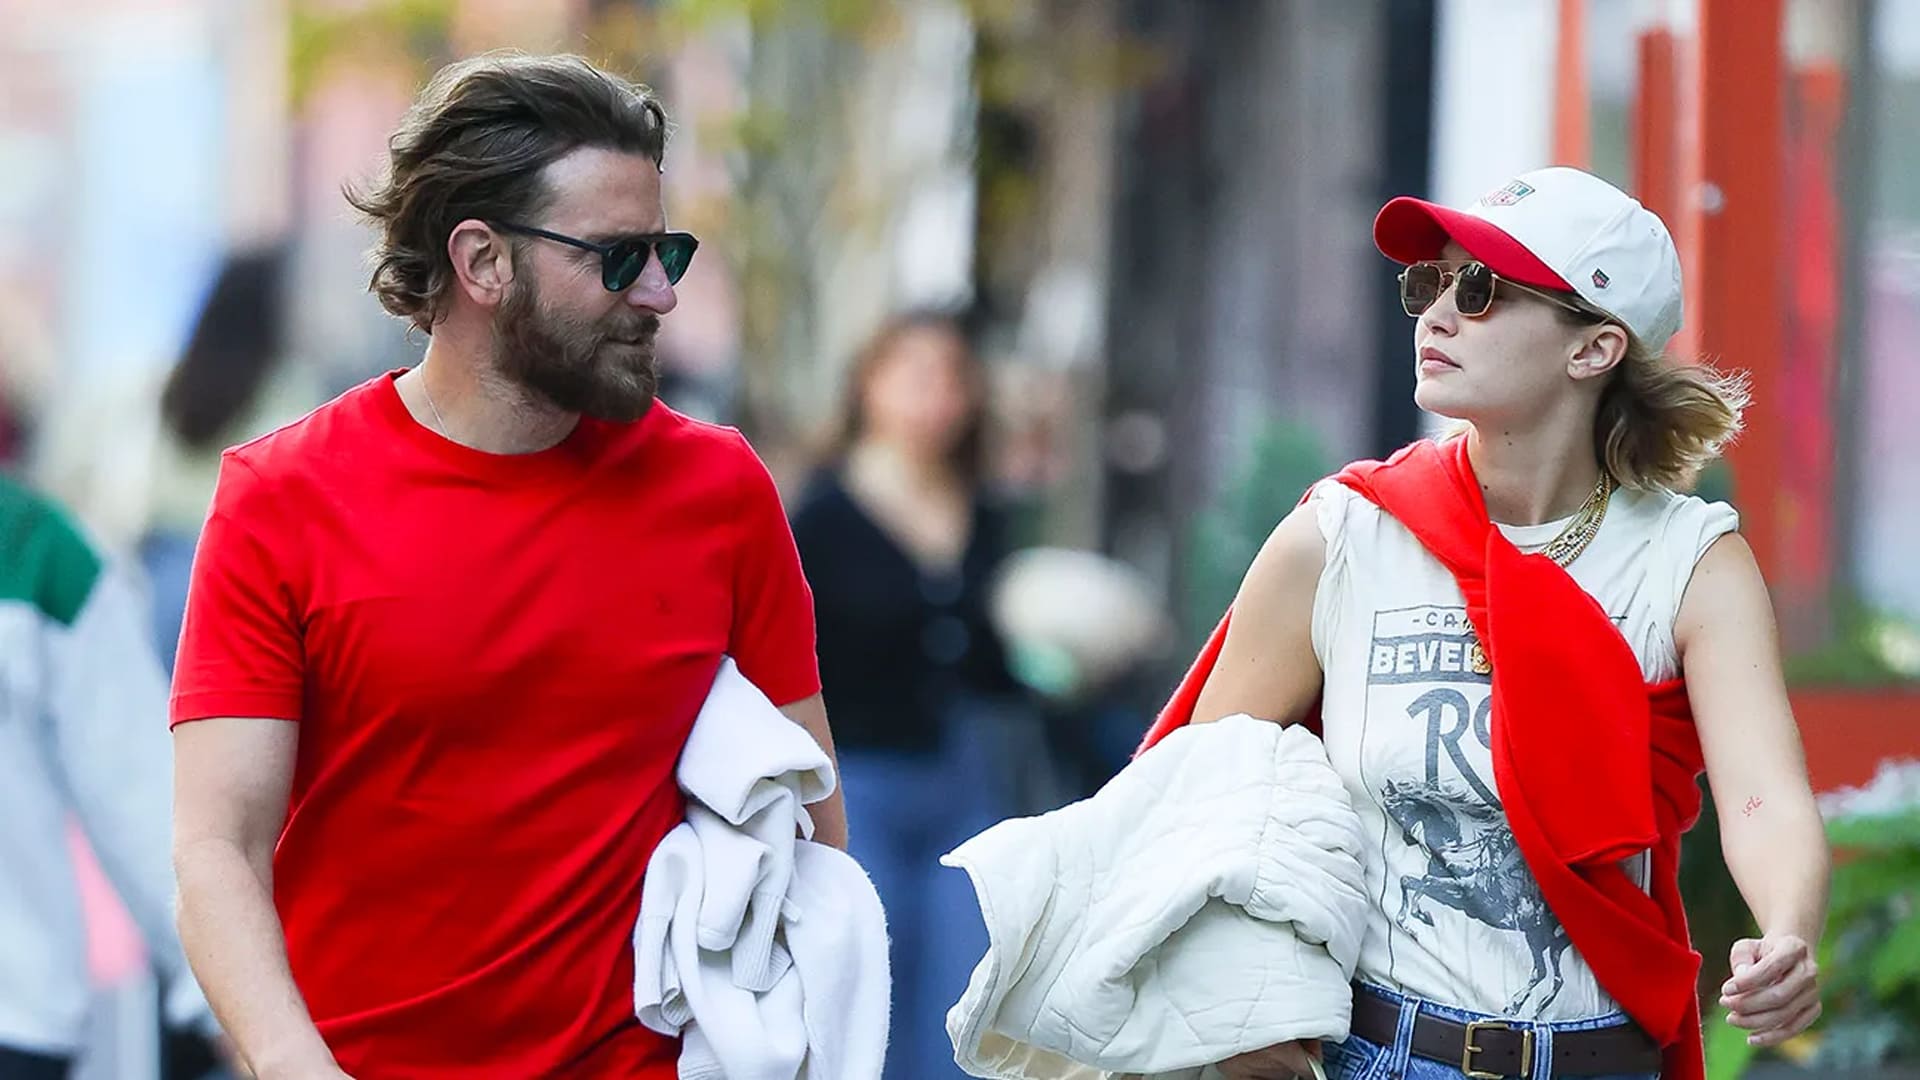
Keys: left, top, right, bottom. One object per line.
{"left": 1373, "top": 196, "right": 1573, "bottom": 293}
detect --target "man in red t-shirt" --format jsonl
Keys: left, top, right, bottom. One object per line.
{"left": 169, "top": 54, "right": 845, "bottom": 1080}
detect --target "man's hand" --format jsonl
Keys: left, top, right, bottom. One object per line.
{"left": 1217, "top": 1038, "right": 1323, "bottom": 1079}
{"left": 1721, "top": 934, "right": 1822, "bottom": 1047}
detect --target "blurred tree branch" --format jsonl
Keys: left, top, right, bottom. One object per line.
{"left": 289, "top": 0, "right": 458, "bottom": 108}
{"left": 286, "top": 0, "right": 1156, "bottom": 471}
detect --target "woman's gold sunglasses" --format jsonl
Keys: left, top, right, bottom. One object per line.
{"left": 1398, "top": 260, "right": 1602, "bottom": 322}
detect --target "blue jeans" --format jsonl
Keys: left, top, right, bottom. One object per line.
{"left": 838, "top": 708, "right": 1016, "bottom": 1080}
{"left": 1324, "top": 982, "right": 1660, "bottom": 1080}
{"left": 139, "top": 529, "right": 199, "bottom": 674}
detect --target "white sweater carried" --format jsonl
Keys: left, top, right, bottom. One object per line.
{"left": 634, "top": 658, "right": 891, "bottom": 1080}
{"left": 942, "top": 716, "right": 1369, "bottom": 1080}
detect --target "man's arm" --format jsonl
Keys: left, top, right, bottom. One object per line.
{"left": 729, "top": 440, "right": 838, "bottom": 844}
{"left": 778, "top": 692, "right": 847, "bottom": 849}
{"left": 173, "top": 718, "right": 349, "bottom": 1080}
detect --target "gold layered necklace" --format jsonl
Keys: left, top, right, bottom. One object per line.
{"left": 1537, "top": 469, "right": 1617, "bottom": 568}
{"left": 1465, "top": 469, "right": 1616, "bottom": 676}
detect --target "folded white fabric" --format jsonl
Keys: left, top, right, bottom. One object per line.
{"left": 943, "top": 716, "right": 1370, "bottom": 1080}
{"left": 634, "top": 657, "right": 891, "bottom": 1080}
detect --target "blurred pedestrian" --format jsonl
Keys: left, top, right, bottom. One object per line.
{"left": 790, "top": 310, "right": 1035, "bottom": 1080}
{"left": 1146, "top": 167, "right": 1830, "bottom": 1080}
{"left": 168, "top": 53, "right": 842, "bottom": 1079}
{"left": 0, "top": 472, "right": 218, "bottom": 1080}
{"left": 0, "top": 292, "right": 53, "bottom": 473}
{"left": 27, "top": 245, "right": 321, "bottom": 671}
{"left": 140, "top": 247, "right": 320, "bottom": 670}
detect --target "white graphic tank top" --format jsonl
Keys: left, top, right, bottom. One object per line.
{"left": 1307, "top": 477, "right": 1737, "bottom": 1021}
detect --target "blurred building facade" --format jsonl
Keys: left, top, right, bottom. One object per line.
{"left": 4, "top": 0, "right": 1915, "bottom": 780}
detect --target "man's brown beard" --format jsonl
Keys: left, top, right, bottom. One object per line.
{"left": 491, "top": 278, "right": 660, "bottom": 422}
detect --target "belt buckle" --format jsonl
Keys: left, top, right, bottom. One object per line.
{"left": 1461, "top": 1019, "right": 1534, "bottom": 1079}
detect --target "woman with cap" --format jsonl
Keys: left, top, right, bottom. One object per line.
{"left": 1142, "top": 167, "right": 1829, "bottom": 1080}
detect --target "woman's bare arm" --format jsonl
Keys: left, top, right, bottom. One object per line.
{"left": 1190, "top": 501, "right": 1330, "bottom": 1075}
{"left": 1677, "top": 533, "right": 1830, "bottom": 1046}
{"left": 1188, "top": 502, "right": 1328, "bottom": 728}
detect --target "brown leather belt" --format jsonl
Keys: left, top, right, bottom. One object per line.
{"left": 1350, "top": 988, "right": 1663, "bottom": 1078}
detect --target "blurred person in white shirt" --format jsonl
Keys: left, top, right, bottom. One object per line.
{"left": 0, "top": 466, "right": 221, "bottom": 1079}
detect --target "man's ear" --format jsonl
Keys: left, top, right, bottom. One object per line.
{"left": 1569, "top": 323, "right": 1629, "bottom": 383}
{"left": 447, "top": 219, "right": 514, "bottom": 308}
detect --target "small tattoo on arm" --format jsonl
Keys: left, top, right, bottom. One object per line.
{"left": 1742, "top": 796, "right": 1764, "bottom": 816}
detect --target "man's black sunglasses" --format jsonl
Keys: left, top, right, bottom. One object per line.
{"left": 491, "top": 222, "right": 699, "bottom": 290}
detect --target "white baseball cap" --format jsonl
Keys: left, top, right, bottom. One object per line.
{"left": 1373, "top": 166, "right": 1685, "bottom": 350}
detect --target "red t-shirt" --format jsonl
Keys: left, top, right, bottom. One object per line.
{"left": 171, "top": 372, "right": 821, "bottom": 1078}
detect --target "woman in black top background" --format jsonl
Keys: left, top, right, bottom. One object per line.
{"left": 790, "top": 310, "right": 1029, "bottom": 1080}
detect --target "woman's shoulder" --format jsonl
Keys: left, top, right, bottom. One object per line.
{"left": 788, "top": 465, "right": 862, "bottom": 527}
{"left": 791, "top": 463, "right": 849, "bottom": 501}
{"left": 1307, "top": 473, "right": 1369, "bottom": 508}
{"left": 1303, "top": 472, "right": 1391, "bottom": 546}
{"left": 1612, "top": 484, "right": 1740, "bottom": 542}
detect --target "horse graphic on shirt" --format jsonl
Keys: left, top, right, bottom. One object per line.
{"left": 1379, "top": 778, "right": 1573, "bottom": 1014}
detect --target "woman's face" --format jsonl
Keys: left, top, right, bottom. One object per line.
{"left": 860, "top": 324, "right": 978, "bottom": 461}
{"left": 1410, "top": 242, "right": 1614, "bottom": 425}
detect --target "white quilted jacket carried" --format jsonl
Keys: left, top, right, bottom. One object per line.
{"left": 942, "top": 715, "right": 1370, "bottom": 1080}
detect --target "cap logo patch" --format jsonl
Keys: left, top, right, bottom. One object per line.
{"left": 1591, "top": 268, "right": 1611, "bottom": 289}
{"left": 1479, "top": 180, "right": 1536, "bottom": 207}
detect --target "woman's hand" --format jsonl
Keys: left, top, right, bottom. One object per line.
{"left": 1217, "top": 1038, "right": 1323, "bottom": 1079}
{"left": 1721, "top": 934, "right": 1822, "bottom": 1047}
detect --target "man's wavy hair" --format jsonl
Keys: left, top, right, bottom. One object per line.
{"left": 346, "top": 52, "right": 669, "bottom": 331}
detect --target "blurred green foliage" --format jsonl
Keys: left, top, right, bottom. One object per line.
{"left": 1808, "top": 805, "right": 1920, "bottom": 1070}
{"left": 1182, "top": 419, "right": 1332, "bottom": 649}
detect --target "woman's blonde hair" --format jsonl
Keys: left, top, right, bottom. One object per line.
{"left": 1509, "top": 288, "right": 1748, "bottom": 491}
{"left": 1444, "top": 301, "right": 1750, "bottom": 490}
{"left": 1588, "top": 324, "right": 1750, "bottom": 492}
